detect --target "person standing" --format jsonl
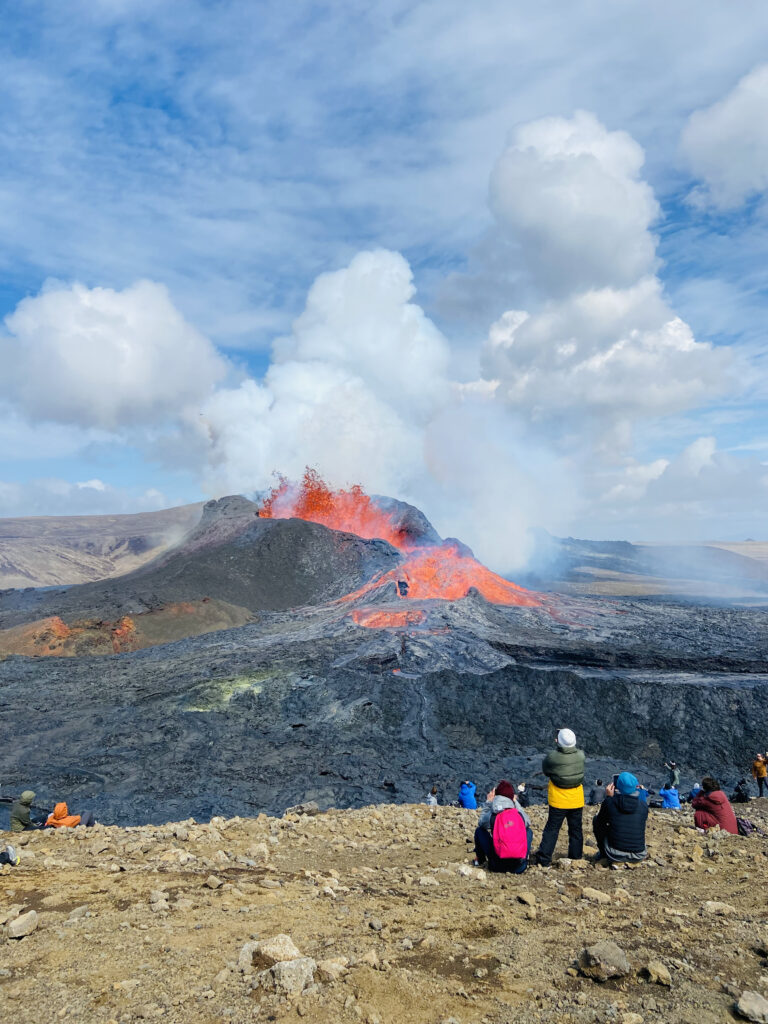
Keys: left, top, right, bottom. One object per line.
{"left": 664, "top": 761, "right": 681, "bottom": 789}
{"left": 534, "top": 728, "right": 585, "bottom": 867}
{"left": 751, "top": 754, "right": 767, "bottom": 798}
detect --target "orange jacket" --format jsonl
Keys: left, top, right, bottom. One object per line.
{"left": 45, "top": 802, "right": 81, "bottom": 828}
{"left": 752, "top": 759, "right": 767, "bottom": 780}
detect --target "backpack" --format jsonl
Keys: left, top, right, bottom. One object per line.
{"left": 492, "top": 807, "right": 528, "bottom": 859}
{"left": 737, "top": 816, "right": 768, "bottom": 838}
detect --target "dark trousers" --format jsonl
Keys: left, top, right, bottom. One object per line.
{"left": 758, "top": 778, "right": 766, "bottom": 798}
{"left": 474, "top": 826, "right": 533, "bottom": 873}
{"left": 536, "top": 806, "right": 583, "bottom": 866}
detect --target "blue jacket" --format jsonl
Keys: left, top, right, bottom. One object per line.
{"left": 659, "top": 785, "right": 681, "bottom": 809}
{"left": 458, "top": 782, "right": 477, "bottom": 809}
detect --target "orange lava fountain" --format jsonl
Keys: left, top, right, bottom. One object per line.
{"left": 260, "top": 469, "right": 407, "bottom": 549}
{"left": 259, "top": 469, "right": 541, "bottom": 613}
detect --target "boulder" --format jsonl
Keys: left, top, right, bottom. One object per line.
{"left": 701, "top": 900, "right": 736, "bottom": 916}
{"left": 8, "top": 910, "right": 38, "bottom": 939}
{"left": 253, "top": 934, "right": 302, "bottom": 967}
{"left": 581, "top": 887, "right": 612, "bottom": 905}
{"left": 316, "top": 957, "right": 349, "bottom": 982}
{"left": 737, "top": 990, "right": 768, "bottom": 1023}
{"left": 284, "top": 802, "right": 320, "bottom": 817}
{"left": 645, "top": 960, "right": 672, "bottom": 986}
{"left": 578, "top": 940, "right": 630, "bottom": 982}
{"left": 259, "top": 957, "right": 316, "bottom": 996}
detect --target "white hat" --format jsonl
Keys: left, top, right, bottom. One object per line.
{"left": 557, "top": 728, "right": 576, "bottom": 749}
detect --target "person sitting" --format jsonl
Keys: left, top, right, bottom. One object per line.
{"left": 45, "top": 803, "right": 82, "bottom": 828}
{"left": 691, "top": 776, "right": 738, "bottom": 835}
{"left": 0, "top": 844, "right": 20, "bottom": 866}
{"left": 592, "top": 772, "right": 648, "bottom": 865}
{"left": 458, "top": 781, "right": 478, "bottom": 810}
{"left": 658, "top": 784, "right": 681, "bottom": 809}
{"left": 732, "top": 778, "right": 751, "bottom": 804}
{"left": 10, "top": 791, "right": 42, "bottom": 832}
{"left": 473, "top": 780, "right": 532, "bottom": 873}
{"left": 687, "top": 782, "right": 703, "bottom": 804}
{"left": 588, "top": 779, "right": 606, "bottom": 806}
{"left": 516, "top": 782, "right": 530, "bottom": 808}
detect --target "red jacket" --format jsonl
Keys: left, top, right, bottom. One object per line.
{"left": 691, "top": 789, "right": 738, "bottom": 835}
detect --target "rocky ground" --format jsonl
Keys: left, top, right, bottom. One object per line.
{"left": 3, "top": 801, "right": 768, "bottom": 1024}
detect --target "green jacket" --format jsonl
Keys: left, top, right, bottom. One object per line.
{"left": 10, "top": 791, "right": 36, "bottom": 832}
{"left": 542, "top": 746, "right": 586, "bottom": 789}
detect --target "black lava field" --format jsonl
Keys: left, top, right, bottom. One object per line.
{"left": 1, "top": 496, "right": 766, "bottom": 825}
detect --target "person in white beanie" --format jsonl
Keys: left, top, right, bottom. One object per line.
{"left": 533, "top": 728, "right": 586, "bottom": 867}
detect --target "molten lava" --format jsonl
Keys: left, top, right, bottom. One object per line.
{"left": 259, "top": 468, "right": 541, "bottom": 613}
{"left": 260, "top": 468, "right": 407, "bottom": 549}
{"left": 350, "top": 608, "right": 426, "bottom": 629}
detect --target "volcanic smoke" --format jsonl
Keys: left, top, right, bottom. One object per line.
{"left": 259, "top": 469, "right": 540, "bottom": 609}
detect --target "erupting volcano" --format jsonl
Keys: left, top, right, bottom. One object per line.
{"left": 259, "top": 468, "right": 540, "bottom": 610}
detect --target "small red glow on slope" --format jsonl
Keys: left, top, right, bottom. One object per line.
{"left": 259, "top": 469, "right": 541, "bottom": 613}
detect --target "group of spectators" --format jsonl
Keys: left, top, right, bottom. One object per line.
{"left": 444, "top": 729, "right": 746, "bottom": 874}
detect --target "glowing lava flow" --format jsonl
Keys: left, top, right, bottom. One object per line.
{"left": 260, "top": 468, "right": 407, "bottom": 549}
{"left": 259, "top": 469, "right": 541, "bottom": 611}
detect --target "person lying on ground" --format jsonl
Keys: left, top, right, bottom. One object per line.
{"left": 458, "top": 781, "right": 477, "bottom": 809}
{"left": 0, "top": 844, "right": 19, "bottom": 866}
{"left": 691, "top": 776, "right": 738, "bottom": 835}
{"left": 592, "top": 772, "right": 648, "bottom": 864}
{"left": 473, "top": 780, "right": 533, "bottom": 874}
{"left": 658, "top": 784, "right": 681, "bottom": 809}
{"left": 44, "top": 802, "right": 96, "bottom": 828}
{"left": 10, "top": 791, "right": 44, "bottom": 832}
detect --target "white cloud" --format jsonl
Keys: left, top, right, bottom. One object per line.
{"left": 482, "top": 277, "right": 730, "bottom": 438}
{"left": 583, "top": 437, "right": 768, "bottom": 540}
{"left": 273, "top": 250, "right": 450, "bottom": 420}
{"left": 682, "top": 64, "right": 768, "bottom": 209}
{"left": 1, "top": 280, "right": 228, "bottom": 429}
{"left": 489, "top": 111, "right": 660, "bottom": 296}
{"left": 0, "top": 477, "right": 170, "bottom": 516}
{"left": 200, "top": 250, "right": 449, "bottom": 500}
{"left": 476, "top": 113, "right": 732, "bottom": 461}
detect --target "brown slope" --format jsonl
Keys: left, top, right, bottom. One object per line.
{"left": 0, "top": 503, "right": 204, "bottom": 588}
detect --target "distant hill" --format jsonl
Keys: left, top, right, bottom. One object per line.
{"left": 0, "top": 503, "right": 204, "bottom": 588}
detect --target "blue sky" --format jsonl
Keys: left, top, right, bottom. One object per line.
{"left": 1, "top": 0, "right": 767, "bottom": 554}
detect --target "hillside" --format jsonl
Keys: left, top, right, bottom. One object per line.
{"left": 0, "top": 504, "right": 203, "bottom": 589}
{"left": 2, "top": 802, "right": 768, "bottom": 1024}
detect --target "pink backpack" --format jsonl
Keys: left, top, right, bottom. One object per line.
{"left": 492, "top": 807, "right": 528, "bottom": 859}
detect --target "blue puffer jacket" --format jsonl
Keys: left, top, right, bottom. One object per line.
{"left": 458, "top": 782, "right": 477, "bottom": 809}
{"left": 659, "top": 785, "right": 681, "bottom": 809}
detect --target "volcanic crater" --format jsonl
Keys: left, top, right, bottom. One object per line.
{"left": 0, "top": 471, "right": 766, "bottom": 825}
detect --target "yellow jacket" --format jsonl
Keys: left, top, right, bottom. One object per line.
{"left": 548, "top": 781, "right": 585, "bottom": 809}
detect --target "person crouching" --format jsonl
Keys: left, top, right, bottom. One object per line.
{"left": 473, "top": 780, "right": 533, "bottom": 874}
{"left": 592, "top": 771, "right": 648, "bottom": 865}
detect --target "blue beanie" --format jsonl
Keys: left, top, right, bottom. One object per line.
{"left": 616, "top": 771, "right": 638, "bottom": 795}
